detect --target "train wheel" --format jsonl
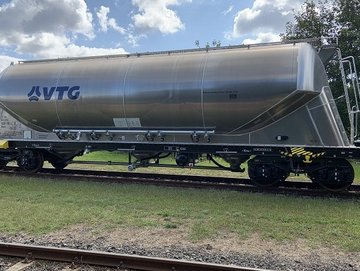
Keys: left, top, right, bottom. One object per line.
{"left": 248, "top": 157, "right": 289, "bottom": 187}
{"left": 17, "top": 150, "right": 44, "bottom": 173}
{"left": 308, "top": 159, "right": 354, "bottom": 191}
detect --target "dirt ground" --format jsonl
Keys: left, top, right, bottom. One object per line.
{"left": 10, "top": 225, "right": 356, "bottom": 270}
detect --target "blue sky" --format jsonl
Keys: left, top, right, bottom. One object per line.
{"left": 0, "top": 0, "right": 305, "bottom": 70}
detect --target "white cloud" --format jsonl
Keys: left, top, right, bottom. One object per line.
{"left": 131, "top": 0, "right": 191, "bottom": 34}
{"left": 126, "top": 32, "right": 147, "bottom": 47}
{"left": 222, "top": 5, "right": 233, "bottom": 16}
{"left": 236, "top": 8, "right": 261, "bottom": 24}
{"left": 254, "top": 0, "right": 291, "bottom": 10}
{"left": 18, "top": 33, "right": 126, "bottom": 58}
{"left": 0, "top": 0, "right": 94, "bottom": 39}
{"left": 96, "top": 6, "right": 126, "bottom": 34}
{"left": 96, "top": 5, "right": 144, "bottom": 47}
{"left": 227, "top": 0, "right": 303, "bottom": 40}
{"left": 243, "top": 32, "right": 281, "bottom": 44}
{"left": 51, "top": 44, "right": 127, "bottom": 58}
{"left": 0, "top": 0, "right": 127, "bottom": 59}
{"left": 0, "top": 55, "right": 21, "bottom": 73}
{"left": 13, "top": 32, "right": 126, "bottom": 58}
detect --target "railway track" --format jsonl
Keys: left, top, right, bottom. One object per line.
{"left": 1, "top": 166, "right": 360, "bottom": 198}
{"left": 0, "top": 242, "right": 271, "bottom": 271}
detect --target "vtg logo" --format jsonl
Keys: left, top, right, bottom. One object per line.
{"left": 27, "top": 86, "right": 80, "bottom": 102}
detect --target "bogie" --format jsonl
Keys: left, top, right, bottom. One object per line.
{"left": 16, "top": 150, "right": 44, "bottom": 173}
{"left": 307, "top": 159, "right": 354, "bottom": 191}
{"left": 248, "top": 156, "right": 289, "bottom": 187}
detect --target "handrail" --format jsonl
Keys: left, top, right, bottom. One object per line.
{"left": 18, "top": 37, "right": 338, "bottom": 64}
{"left": 337, "top": 49, "right": 360, "bottom": 144}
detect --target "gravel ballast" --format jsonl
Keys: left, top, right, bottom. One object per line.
{"left": 0, "top": 229, "right": 359, "bottom": 271}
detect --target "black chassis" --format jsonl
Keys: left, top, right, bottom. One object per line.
{"left": 5, "top": 139, "right": 360, "bottom": 161}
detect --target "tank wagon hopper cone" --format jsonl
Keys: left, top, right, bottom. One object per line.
{"left": 0, "top": 37, "right": 359, "bottom": 191}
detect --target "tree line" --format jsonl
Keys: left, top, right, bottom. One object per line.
{"left": 282, "top": 0, "right": 359, "bottom": 135}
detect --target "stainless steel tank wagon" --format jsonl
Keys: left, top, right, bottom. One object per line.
{"left": 0, "top": 38, "right": 359, "bottom": 191}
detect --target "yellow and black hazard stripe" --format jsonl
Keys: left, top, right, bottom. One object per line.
{"left": 0, "top": 140, "right": 8, "bottom": 149}
{"left": 290, "top": 147, "right": 314, "bottom": 156}
{"left": 280, "top": 147, "right": 325, "bottom": 163}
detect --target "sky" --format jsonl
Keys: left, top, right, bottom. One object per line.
{"left": 0, "top": 0, "right": 306, "bottom": 71}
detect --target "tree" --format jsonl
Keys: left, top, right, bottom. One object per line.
{"left": 336, "top": 0, "right": 360, "bottom": 63}
{"left": 281, "top": 0, "right": 334, "bottom": 40}
{"left": 282, "top": 0, "right": 360, "bottom": 137}
{"left": 282, "top": 0, "right": 360, "bottom": 78}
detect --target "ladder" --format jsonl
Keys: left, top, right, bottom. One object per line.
{"left": 337, "top": 50, "right": 360, "bottom": 145}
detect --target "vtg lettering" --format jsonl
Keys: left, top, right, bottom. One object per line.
{"left": 27, "top": 85, "right": 80, "bottom": 102}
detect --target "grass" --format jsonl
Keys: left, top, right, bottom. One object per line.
{"left": 74, "top": 151, "right": 129, "bottom": 162}
{"left": 353, "top": 161, "right": 360, "bottom": 182}
{"left": 0, "top": 175, "right": 360, "bottom": 251}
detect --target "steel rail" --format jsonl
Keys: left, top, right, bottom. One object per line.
{"left": 0, "top": 166, "right": 321, "bottom": 187}
{"left": 0, "top": 242, "right": 272, "bottom": 271}
{"left": 1, "top": 167, "right": 360, "bottom": 198}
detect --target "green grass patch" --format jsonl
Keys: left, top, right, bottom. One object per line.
{"left": 74, "top": 151, "right": 129, "bottom": 162}
{"left": 0, "top": 175, "right": 360, "bottom": 251}
{"left": 353, "top": 161, "right": 360, "bottom": 182}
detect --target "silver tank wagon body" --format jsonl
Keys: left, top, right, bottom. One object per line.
{"left": 0, "top": 43, "right": 348, "bottom": 147}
